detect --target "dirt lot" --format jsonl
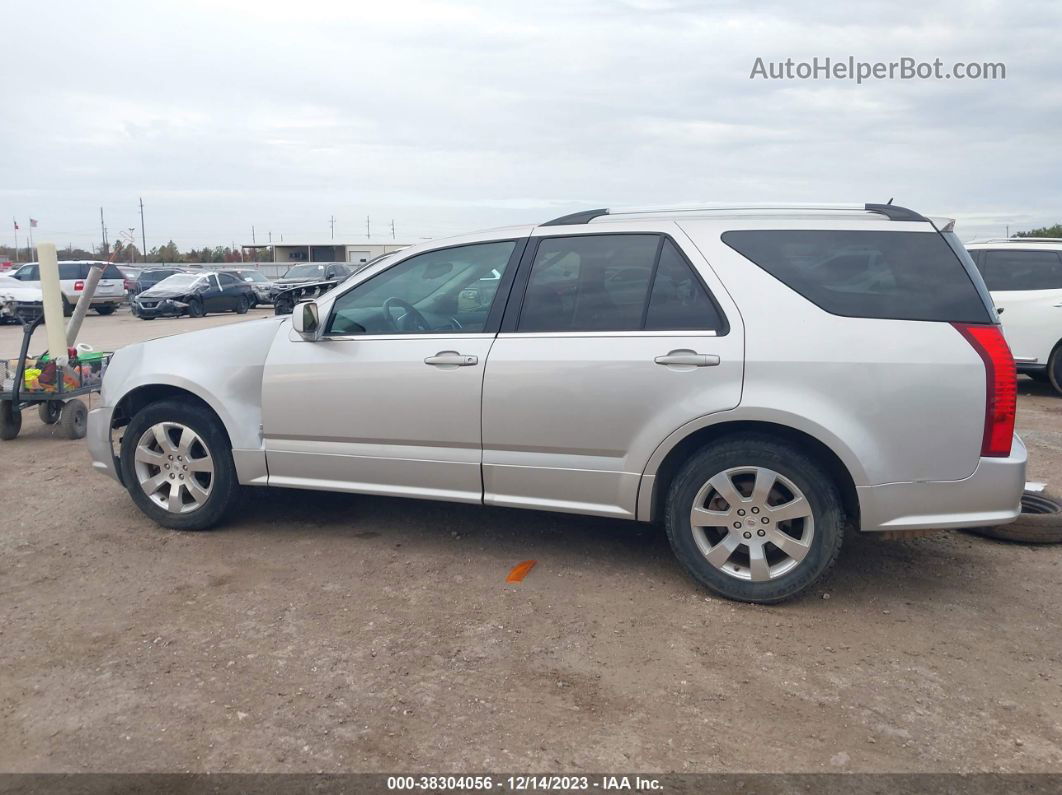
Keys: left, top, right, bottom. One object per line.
{"left": 1, "top": 310, "right": 1060, "bottom": 774}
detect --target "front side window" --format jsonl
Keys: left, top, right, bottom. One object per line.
{"left": 327, "top": 240, "right": 517, "bottom": 335}
{"left": 978, "top": 249, "right": 1062, "bottom": 291}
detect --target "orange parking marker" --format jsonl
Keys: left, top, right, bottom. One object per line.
{"left": 506, "top": 560, "right": 537, "bottom": 583}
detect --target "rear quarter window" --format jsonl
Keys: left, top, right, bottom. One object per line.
{"left": 722, "top": 229, "right": 991, "bottom": 323}
{"left": 976, "top": 249, "right": 1062, "bottom": 291}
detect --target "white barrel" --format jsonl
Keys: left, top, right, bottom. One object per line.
{"left": 37, "top": 243, "right": 69, "bottom": 363}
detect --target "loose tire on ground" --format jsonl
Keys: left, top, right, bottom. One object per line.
{"left": 965, "top": 490, "right": 1062, "bottom": 544}
{"left": 59, "top": 400, "right": 88, "bottom": 439}
{"left": 0, "top": 401, "right": 21, "bottom": 440}
{"left": 119, "top": 399, "right": 238, "bottom": 531}
{"left": 665, "top": 435, "right": 845, "bottom": 604}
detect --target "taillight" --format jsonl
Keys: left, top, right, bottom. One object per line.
{"left": 124, "top": 279, "right": 134, "bottom": 290}
{"left": 73, "top": 280, "right": 85, "bottom": 291}
{"left": 952, "top": 323, "right": 1016, "bottom": 457}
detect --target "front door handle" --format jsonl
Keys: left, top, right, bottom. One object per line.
{"left": 654, "top": 350, "right": 720, "bottom": 367}
{"left": 424, "top": 351, "right": 479, "bottom": 367}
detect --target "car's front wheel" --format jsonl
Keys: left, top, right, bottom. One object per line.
{"left": 665, "top": 436, "right": 845, "bottom": 604}
{"left": 188, "top": 298, "right": 206, "bottom": 318}
{"left": 119, "top": 400, "right": 237, "bottom": 530}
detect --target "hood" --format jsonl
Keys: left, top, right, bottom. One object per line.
{"left": 0, "top": 277, "right": 43, "bottom": 302}
{"left": 275, "top": 276, "right": 323, "bottom": 286}
{"left": 138, "top": 285, "right": 195, "bottom": 300}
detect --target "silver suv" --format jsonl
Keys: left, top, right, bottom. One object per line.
{"left": 87, "top": 204, "right": 1025, "bottom": 603}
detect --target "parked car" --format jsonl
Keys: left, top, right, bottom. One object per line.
{"left": 6, "top": 260, "right": 125, "bottom": 316}
{"left": 272, "top": 257, "right": 392, "bottom": 314}
{"left": 0, "top": 274, "right": 43, "bottom": 323}
{"left": 131, "top": 271, "right": 255, "bottom": 319}
{"left": 130, "top": 268, "right": 188, "bottom": 298}
{"left": 119, "top": 266, "right": 144, "bottom": 300}
{"left": 270, "top": 262, "right": 354, "bottom": 299}
{"left": 220, "top": 268, "right": 274, "bottom": 306}
{"left": 88, "top": 203, "right": 1025, "bottom": 603}
{"left": 966, "top": 238, "right": 1062, "bottom": 392}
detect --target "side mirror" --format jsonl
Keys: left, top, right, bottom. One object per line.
{"left": 293, "top": 300, "right": 320, "bottom": 339}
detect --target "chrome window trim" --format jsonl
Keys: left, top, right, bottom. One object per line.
{"left": 496, "top": 330, "right": 719, "bottom": 339}
{"left": 321, "top": 332, "right": 498, "bottom": 342}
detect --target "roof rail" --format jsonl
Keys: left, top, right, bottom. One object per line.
{"left": 541, "top": 202, "right": 930, "bottom": 226}
{"left": 540, "top": 208, "right": 609, "bottom": 226}
{"left": 968, "top": 237, "right": 1062, "bottom": 244}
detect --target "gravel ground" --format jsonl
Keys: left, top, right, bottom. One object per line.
{"left": 1, "top": 310, "right": 1060, "bottom": 773}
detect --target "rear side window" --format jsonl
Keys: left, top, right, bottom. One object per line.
{"left": 519, "top": 235, "right": 659, "bottom": 332}
{"left": 644, "top": 240, "right": 724, "bottom": 331}
{"left": 977, "top": 249, "right": 1062, "bottom": 291}
{"left": 58, "top": 263, "right": 85, "bottom": 279}
{"left": 517, "top": 235, "right": 726, "bottom": 333}
{"left": 722, "top": 230, "right": 992, "bottom": 323}
{"left": 218, "top": 273, "right": 240, "bottom": 286}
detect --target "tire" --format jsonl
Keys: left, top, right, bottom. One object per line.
{"left": 59, "top": 399, "right": 88, "bottom": 439}
{"left": 141, "top": 317, "right": 156, "bottom": 321}
{"left": 0, "top": 401, "right": 21, "bottom": 440}
{"left": 235, "top": 296, "right": 249, "bottom": 314}
{"left": 38, "top": 400, "right": 62, "bottom": 424}
{"left": 119, "top": 399, "right": 237, "bottom": 531}
{"left": 62, "top": 297, "right": 74, "bottom": 318}
{"left": 95, "top": 305, "right": 116, "bottom": 316}
{"left": 188, "top": 298, "right": 206, "bottom": 318}
{"left": 965, "top": 490, "right": 1062, "bottom": 544}
{"left": 665, "top": 435, "right": 845, "bottom": 604}
{"left": 1048, "top": 347, "right": 1062, "bottom": 395}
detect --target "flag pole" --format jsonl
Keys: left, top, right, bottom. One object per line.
{"left": 12, "top": 219, "right": 18, "bottom": 264}
{"left": 28, "top": 221, "right": 34, "bottom": 261}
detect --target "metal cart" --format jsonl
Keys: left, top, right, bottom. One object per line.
{"left": 0, "top": 301, "right": 111, "bottom": 441}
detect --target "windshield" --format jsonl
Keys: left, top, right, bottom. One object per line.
{"left": 152, "top": 273, "right": 206, "bottom": 290}
{"left": 283, "top": 264, "right": 327, "bottom": 279}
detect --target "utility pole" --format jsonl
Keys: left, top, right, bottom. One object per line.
{"left": 139, "top": 197, "right": 147, "bottom": 262}
{"left": 252, "top": 226, "right": 256, "bottom": 246}
{"left": 391, "top": 219, "right": 396, "bottom": 240}
{"left": 12, "top": 218, "right": 18, "bottom": 264}
{"left": 366, "top": 215, "right": 371, "bottom": 239}
{"left": 1006, "top": 224, "right": 1010, "bottom": 239}
{"left": 330, "top": 215, "right": 336, "bottom": 240}
{"left": 99, "top": 207, "right": 108, "bottom": 257}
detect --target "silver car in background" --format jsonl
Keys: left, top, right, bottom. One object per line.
{"left": 86, "top": 203, "right": 1024, "bottom": 603}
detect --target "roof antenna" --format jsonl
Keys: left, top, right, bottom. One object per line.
{"left": 886, "top": 197, "right": 894, "bottom": 205}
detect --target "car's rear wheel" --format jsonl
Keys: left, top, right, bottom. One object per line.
{"left": 119, "top": 400, "right": 237, "bottom": 530}
{"left": 235, "top": 295, "right": 249, "bottom": 314}
{"left": 62, "top": 297, "right": 73, "bottom": 318}
{"left": 1047, "top": 347, "right": 1062, "bottom": 396}
{"left": 665, "top": 436, "right": 845, "bottom": 604}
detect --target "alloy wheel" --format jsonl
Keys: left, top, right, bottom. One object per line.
{"left": 690, "top": 466, "right": 814, "bottom": 582}
{"left": 133, "top": 422, "right": 215, "bottom": 513}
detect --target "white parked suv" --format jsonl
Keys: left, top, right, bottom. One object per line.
{"left": 966, "top": 238, "right": 1062, "bottom": 392}
{"left": 87, "top": 204, "right": 1025, "bottom": 603}
{"left": 8, "top": 260, "right": 126, "bottom": 316}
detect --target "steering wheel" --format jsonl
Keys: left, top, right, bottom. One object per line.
{"left": 382, "top": 297, "right": 432, "bottom": 332}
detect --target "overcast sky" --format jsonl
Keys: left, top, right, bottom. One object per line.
{"left": 3, "top": 0, "right": 1061, "bottom": 251}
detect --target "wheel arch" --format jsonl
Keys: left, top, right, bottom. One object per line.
{"left": 638, "top": 416, "right": 862, "bottom": 528}
{"left": 112, "top": 383, "right": 234, "bottom": 450}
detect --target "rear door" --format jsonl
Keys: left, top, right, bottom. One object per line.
{"left": 481, "top": 229, "right": 743, "bottom": 519}
{"left": 977, "top": 248, "right": 1062, "bottom": 365}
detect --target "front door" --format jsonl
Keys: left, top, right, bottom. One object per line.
{"left": 482, "top": 231, "right": 744, "bottom": 519}
{"left": 261, "top": 238, "right": 524, "bottom": 502}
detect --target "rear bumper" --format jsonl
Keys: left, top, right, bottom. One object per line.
{"left": 857, "top": 435, "right": 1027, "bottom": 532}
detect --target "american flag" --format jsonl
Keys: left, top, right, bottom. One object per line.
{"left": 29, "top": 218, "right": 38, "bottom": 228}
{"left": 12, "top": 219, "right": 18, "bottom": 231}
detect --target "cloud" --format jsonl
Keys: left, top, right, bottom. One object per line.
{"left": 2, "top": 0, "right": 1060, "bottom": 247}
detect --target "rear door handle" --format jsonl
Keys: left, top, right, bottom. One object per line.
{"left": 654, "top": 350, "right": 720, "bottom": 367}
{"left": 424, "top": 351, "right": 479, "bottom": 367}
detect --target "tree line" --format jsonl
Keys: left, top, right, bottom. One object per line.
{"left": 0, "top": 239, "right": 249, "bottom": 264}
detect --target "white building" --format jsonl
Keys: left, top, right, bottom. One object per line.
{"left": 243, "top": 241, "right": 409, "bottom": 266}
